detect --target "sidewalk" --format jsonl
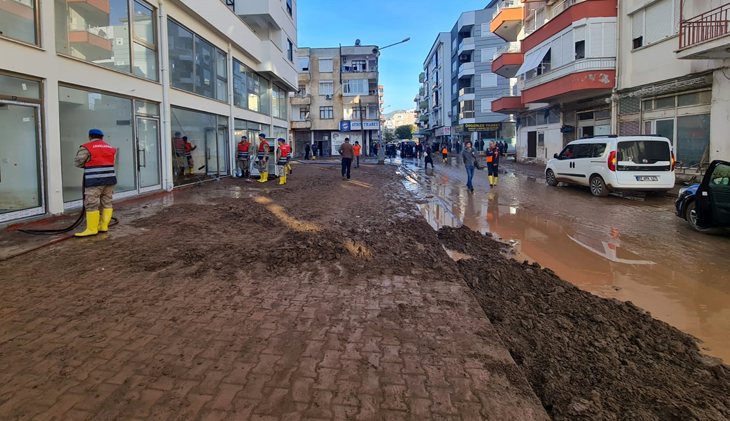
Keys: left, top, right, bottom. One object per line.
{"left": 0, "top": 165, "right": 548, "bottom": 420}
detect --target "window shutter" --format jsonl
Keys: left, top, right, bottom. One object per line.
{"left": 551, "top": 37, "right": 563, "bottom": 68}
{"left": 632, "top": 11, "right": 644, "bottom": 41}
{"left": 589, "top": 23, "right": 603, "bottom": 57}
{"left": 645, "top": 0, "right": 673, "bottom": 44}
{"left": 562, "top": 34, "right": 572, "bottom": 64}
{"left": 481, "top": 23, "right": 490, "bottom": 37}
{"left": 481, "top": 47, "right": 497, "bottom": 62}
{"left": 319, "top": 58, "right": 333, "bottom": 72}
{"left": 604, "top": 22, "right": 617, "bottom": 56}
{"left": 298, "top": 57, "right": 309, "bottom": 72}
{"left": 673, "top": 0, "right": 681, "bottom": 33}
{"left": 481, "top": 98, "right": 493, "bottom": 113}
{"left": 481, "top": 73, "right": 498, "bottom": 88}
{"left": 574, "top": 25, "right": 586, "bottom": 43}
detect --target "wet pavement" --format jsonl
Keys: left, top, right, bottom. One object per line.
{"left": 396, "top": 155, "right": 730, "bottom": 363}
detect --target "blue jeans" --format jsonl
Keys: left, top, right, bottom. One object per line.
{"left": 466, "top": 166, "right": 475, "bottom": 190}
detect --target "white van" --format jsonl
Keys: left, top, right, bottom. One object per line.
{"left": 545, "top": 136, "right": 675, "bottom": 197}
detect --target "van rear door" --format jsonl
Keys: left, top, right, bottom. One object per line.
{"left": 614, "top": 139, "right": 674, "bottom": 187}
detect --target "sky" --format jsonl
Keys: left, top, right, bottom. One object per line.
{"left": 297, "top": 0, "right": 490, "bottom": 113}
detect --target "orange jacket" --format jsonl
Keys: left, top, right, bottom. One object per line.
{"left": 353, "top": 145, "right": 361, "bottom": 156}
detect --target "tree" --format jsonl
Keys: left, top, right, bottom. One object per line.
{"left": 395, "top": 125, "right": 414, "bottom": 140}
{"left": 384, "top": 129, "right": 395, "bottom": 142}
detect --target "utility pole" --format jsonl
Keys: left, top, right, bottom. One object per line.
{"left": 359, "top": 98, "right": 365, "bottom": 152}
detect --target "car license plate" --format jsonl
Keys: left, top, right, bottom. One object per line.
{"left": 636, "top": 176, "right": 658, "bottom": 181}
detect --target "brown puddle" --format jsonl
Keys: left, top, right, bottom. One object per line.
{"left": 409, "top": 171, "right": 730, "bottom": 363}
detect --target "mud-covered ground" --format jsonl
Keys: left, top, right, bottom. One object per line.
{"left": 438, "top": 226, "right": 730, "bottom": 421}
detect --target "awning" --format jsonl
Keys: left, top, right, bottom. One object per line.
{"left": 515, "top": 45, "right": 550, "bottom": 77}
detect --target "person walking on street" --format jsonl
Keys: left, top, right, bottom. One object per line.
{"left": 257, "top": 133, "right": 270, "bottom": 183}
{"left": 304, "top": 143, "right": 311, "bottom": 160}
{"left": 424, "top": 145, "right": 435, "bottom": 169}
{"left": 237, "top": 135, "right": 253, "bottom": 182}
{"left": 415, "top": 141, "right": 423, "bottom": 164}
{"left": 462, "top": 141, "right": 478, "bottom": 193}
{"left": 338, "top": 137, "right": 354, "bottom": 180}
{"left": 277, "top": 138, "right": 291, "bottom": 185}
{"left": 74, "top": 129, "right": 117, "bottom": 237}
{"left": 354, "top": 141, "right": 362, "bottom": 168}
{"left": 311, "top": 143, "right": 318, "bottom": 160}
{"left": 441, "top": 146, "right": 448, "bottom": 164}
{"left": 486, "top": 141, "right": 501, "bottom": 187}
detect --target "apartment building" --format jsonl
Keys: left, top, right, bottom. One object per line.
{"left": 391, "top": 110, "right": 418, "bottom": 128}
{"left": 423, "top": 33, "right": 453, "bottom": 146}
{"left": 616, "top": 0, "right": 730, "bottom": 169}
{"left": 0, "top": 0, "right": 297, "bottom": 225}
{"left": 290, "top": 45, "right": 380, "bottom": 156}
{"left": 489, "top": 0, "right": 618, "bottom": 163}
{"left": 451, "top": 6, "right": 514, "bottom": 150}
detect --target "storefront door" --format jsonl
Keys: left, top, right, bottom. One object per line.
{"left": 0, "top": 101, "right": 44, "bottom": 223}
{"left": 135, "top": 117, "right": 161, "bottom": 193}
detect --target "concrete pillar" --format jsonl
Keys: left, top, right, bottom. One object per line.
{"left": 711, "top": 68, "right": 730, "bottom": 162}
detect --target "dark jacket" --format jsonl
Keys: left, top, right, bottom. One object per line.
{"left": 486, "top": 147, "right": 500, "bottom": 165}
{"left": 338, "top": 142, "right": 354, "bottom": 159}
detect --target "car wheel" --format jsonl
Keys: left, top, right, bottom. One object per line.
{"left": 590, "top": 176, "right": 609, "bottom": 197}
{"left": 546, "top": 169, "right": 558, "bottom": 186}
{"left": 685, "top": 201, "right": 702, "bottom": 231}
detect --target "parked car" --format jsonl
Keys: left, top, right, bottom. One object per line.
{"left": 545, "top": 135, "right": 676, "bottom": 197}
{"left": 675, "top": 160, "right": 730, "bottom": 231}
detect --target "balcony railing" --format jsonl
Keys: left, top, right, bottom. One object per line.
{"left": 493, "top": 0, "right": 520, "bottom": 20}
{"left": 458, "top": 62, "right": 475, "bottom": 77}
{"left": 419, "top": 87, "right": 425, "bottom": 96}
{"left": 458, "top": 87, "right": 475, "bottom": 97}
{"left": 493, "top": 42, "right": 521, "bottom": 61}
{"left": 458, "top": 37, "right": 475, "bottom": 53}
{"left": 419, "top": 114, "right": 430, "bottom": 121}
{"left": 679, "top": 3, "right": 730, "bottom": 49}
{"left": 420, "top": 100, "right": 429, "bottom": 109}
{"left": 419, "top": 72, "right": 426, "bottom": 83}
{"left": 523, "top": 57, "right": 616, "bottom": 90}
{"left": 524, "top": 0, "right": 587, "bottom": 35}
{"left": 459, "top": 111, "right": 476, "bottom": 120}
{"left": 342, "top": 66, "right": 378, "bottom": 73}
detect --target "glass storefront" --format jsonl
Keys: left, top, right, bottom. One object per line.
{"left": 171, "top": 107, "right": 228, "bottom": 186}
{"left": 234, "top": 119, "right": 276, "bottom": 174}
{"left": 0, "top": 0, "right": 38, "bottom": 45}
{"left": 59, "top": 86, "right": 161, "bottom": 205}
{"left": 168, "top": 20, "right": 227, "bottom": 102}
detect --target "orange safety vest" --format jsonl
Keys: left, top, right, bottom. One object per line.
{"left": 184, "top": 141, "right": 194, "bottom": 157}
{"left": 82, "top": 140, "right": 117, "bottom": 187}
{"left": 278, "top": 144, "right": 291, "bottom": 165}
{"left": 442, "top": 148, "right": 448, "bottom": 155}
{"left": 353, "top": 145, "right": 361, "bottom": 157}
{"left": 258, "top": 140, "right": 269, "bottom": 159}
{"left": 238, "top": 142, "right": 250, "bottom": 159}
{"left": 173, "top": 137, "right": 186, "bottom": 156}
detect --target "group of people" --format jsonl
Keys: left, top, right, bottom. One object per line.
{"left": 235, "top": 133, "right": 292, "bottom": 185}
{"left": 303, "top": 142, "right": 318, "bottom": 160}
{"left": 462, "top": 140, "right": 501, "bottom": 193}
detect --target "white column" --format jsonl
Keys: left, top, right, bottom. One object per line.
{"left": 711, "top": 68, "right": 730, "bottom": 162}
{"left": 228, "top": 42, "right": 235, "bottom": 174}
{"left": 158, "top": 0, "right": 174, "bottom": 191}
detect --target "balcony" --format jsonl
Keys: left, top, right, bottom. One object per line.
{"left": 458, "top": 37, "right": 476, "bottom": 55}
{"left": 68, "top": 27, "right": 112, "bottom": 59}
{"left": 459, "top": 111, "right": 476, "bottom": 124}
{"left": 521, "top": 57, "right": 616, "bottom": 103}
{"left": 491, "top": 96, "right": 526, "bottom": 114}
{"left": 492, "top": 42, "right": 523, "bottom": 78}
{"left": 491, "top": 0, "right": 524, "bottom": 42}
{"left": 419, "top": 114, "right": 430, "bottom": 122}
{"left": 291, "top": 120, "right": 312, "bottom": 129}
{"left": 341, "top": 66, "right": 379, "bottom": 80}
{"left": 298, "top": 72, "right": 311, "bottom": 83}
{"left": 419, "top": 72, "right": 426, "bottom": 83}
{"left": 457, "top": 10, "right": 476, "bottom": 32}
{"left": 458, "top": 87, "right": 475, "bottom": 101}
{"left": 522, "top": 0, "right": 615, "bottom": 52}
{"left": 291, "top": 94, "right": 311, "bottom": 105}
{"left": 458, "top": 62, "right": 475, "bottom": 79}
{"left": 420, "top": 100, "right": 429, "bottom": 109}
{"left": 342, "top": 95, "right": 379, "bottom": 105}
{"left": 678, "top": 3, "right": 730, "bottom": 60}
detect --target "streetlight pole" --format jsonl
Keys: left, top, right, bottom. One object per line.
{"left": 375, "top": 37, "right": 410, "bottom": 165}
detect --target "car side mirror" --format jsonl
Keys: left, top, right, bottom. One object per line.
{"left": 553, "top": 153, "right": 559, "bottom": 159}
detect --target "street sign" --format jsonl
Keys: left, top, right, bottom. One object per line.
{"left": 339, "top": 121, "right": 352, "bottom": 132}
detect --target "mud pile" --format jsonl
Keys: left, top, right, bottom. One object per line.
{"left": 438, "top": 226, "right": 730, "bottom": 421}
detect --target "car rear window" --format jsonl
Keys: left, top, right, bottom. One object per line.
{"left": 617, "top": 141, "right": 670, "bottom": 164}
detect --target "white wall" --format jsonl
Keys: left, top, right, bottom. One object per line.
{"left": 516, "top": 124, "right": 562, "bottom": 164}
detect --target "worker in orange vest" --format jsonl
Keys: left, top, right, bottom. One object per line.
{"left": 74, "top": 129, "right": 117, "bottom": 237}
{"left": 237, "top": 135, "right": 253, "bottom": 182}
{"left": 172, "top": 132, "right": 186, "bottom": 178}
{"left": 353, "top": 141, "right": 362, "bottom": 168}
{"left": 442, "top": 146, "right": 448, "bottom": 164}
{"left": 277, "top": 138, "right": 291, "bottom": 185}
{"left": 257, "top": 133, "right": 270, "bottom": 182}
{"left": 183, "top": 136, "right": 197, "bottom": 176}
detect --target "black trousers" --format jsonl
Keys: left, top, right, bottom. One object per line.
{"left": 355, "top": 156, "right": 360, "bottom": 168}
{"left": 341, "top": 158, "right": 352, "bottom": 179}
{"left": 425, "top": 157, "right": 434, "bottom": 168}
{"left": 487, "top": 163, "right": 499, "bottom": 176}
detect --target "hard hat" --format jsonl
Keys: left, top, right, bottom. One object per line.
{"left": 89, "top": 129, "right": 104, "bottom": 137}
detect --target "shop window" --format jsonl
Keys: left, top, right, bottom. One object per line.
{"left": 677, "top": 114, "right": 710, "bottom": 167}
{"left": 170, "top": 107, "right": 228, "bottom": 179}
{"left": 643, "top": 99, "right": 653, "bottom": 111}
{"left": 59, "top": 86, "right": 136, "bottom": 202}
{"left": 678, "top": 91, "right": 711, "bottom": 107}
{"left": 0, "top": 74, "right": 40, "bottom": 99}
{"left": 655, "top": 96, "right": 675, "bottom": 109}
{"left": 578, "top": 112, "right": 594, "bottom": 121}
{"left": 1, "top": 0, "right": 38, "bottom": 44}
{"left": 168, "top": 20, "right": 227, "bottom": 102}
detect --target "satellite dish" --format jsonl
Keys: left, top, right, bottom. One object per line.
{"left": 355, "top": 39, "right": 361, "bottom": 46}
{"left": 372, "top": 47, "right": 379, "bottom": 55}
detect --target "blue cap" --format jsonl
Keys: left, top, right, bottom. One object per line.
{"left": 241, "top": 135, "right": 247, "bottom": 140}
{"left": 277, "top": 138, "right": 285, "bottom": 142}
{"left": 183, "top": 136, "right": 188, "bottom": 140}
{"left": 259, "top": 133, "right": 267, "bottom": 138}
{"left": 89, "top": 129, "right": 104, "bottom": 137}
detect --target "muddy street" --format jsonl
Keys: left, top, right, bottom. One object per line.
{"left": 398, "top": 156, "right": 730, "bottom": 362}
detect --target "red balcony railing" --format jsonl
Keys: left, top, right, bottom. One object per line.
{"left": 679, "top": 1, "right": 730, "bottom": 50}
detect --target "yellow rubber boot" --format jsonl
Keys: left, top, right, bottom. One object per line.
{"left": 489, "top": 175, "right": 494, "bottom": 185}
{"left": 259, "top": 172, "right": 268, "bottom": 182}
{"left": 283, "top": 175, "right": 287, "bottom": 184}
{"left": 75, "top": 211, "right": 100, "bottom": 237}
{"left": 99, "top": 208, "right": 114, "bottom": 233}
{"left": 189, "top": 168, "right": 194, "bottom": 175}
{"left": 493, "top": 177, "right": 498, "bottom": 186}
{"left": 279, "top": 175, "right": 285, "bottom": 185}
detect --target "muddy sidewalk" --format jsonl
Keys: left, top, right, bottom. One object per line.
{"left": 0, "top": 164, "right": 548, "bottom": 420}
{"left": 438, "top": 226, "right": 730, "bottom": 421}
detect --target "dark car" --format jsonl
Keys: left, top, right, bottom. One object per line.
{"left": 675, "top": 160, "right": 730, "bottom": 232}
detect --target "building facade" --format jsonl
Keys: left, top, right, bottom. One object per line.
{"left": 423, "top": 33, "right": 453, "bottom": 146}
{"left": 451, "top": 6, "right": 514, "bottom": 151}
{"left": 290, "top": 45, "right": 380, "bottom": 156}
{"left": 0, "top": 0, "right": 297, "bottom": 225}
{"left": 390, "top": 110, "right": 418, "bottom": 129}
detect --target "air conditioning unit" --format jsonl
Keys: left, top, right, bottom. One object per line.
{"left": 325, "top": 94, "right": 332, "bottom": 100}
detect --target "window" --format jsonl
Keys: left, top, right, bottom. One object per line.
{"left": 678, "top": 91, "right": 712, "bottom": 107}
{"left": 299, "top": 107, "right": 310, "bottom": 120}
{"left": 343, "top": 79, "right": 368, "bottom": 96}
{"left": 677, "top": 114, "right": 710, "bottom": 167}
{"left": 592, "top": 143, "right": 607, "bottom": 157}
{"left": 0, "top": 0, "right": 38, "bottom": 44}
{"left": 452, "top": 83, "right": 457, "bottom": 95}
{"left": 0, "top": 74, "right": 41, "bottom": 99}
{"left": 272, "top": 85, "right": 287, "bottom": 120}
{"left": 298, "top": 57, "right": 310, "bottom": 72}
{"left": 352, "top": 106, "right": 366, "bottom": 119}
{"left": 287, "top": 39, "right": 293, "bottom": 62}
{"left": 575, "top": 40, "right": 585, "bottom": 60}
{"left": 320, "top": 106, "right": 333, "bottom": 119}
{"left": 655, "top": 96, "right": 675, "bottom": 109}
{"left": 643, "top": 99, "right": 653, "bottom": 111}
{"left": 481, "top": 48, "right": 497, "bottom": 63}
{"left": 351, "top": 60, "right": 366, "bottom": 72}
{"left": 286, "top": 0, "right": 293, "bottom": 16}
{"left": 574, "top": 144, "right": 593, "bottom": 159}
{"left": 319, "top": 58, "right": 333, "bottom": 72}
{"left": 631, "top": 0, "right": 679, "bottom": 49}
{"left": 297, "top": 85, "right": 306, "bottom": 96}
{"left": 232, "top": 59, "right": 271, "bottom": 114}
{"left": 537, "top": 49, "right": 551, "bottom": 75}
{"left": 319, "top": 81, "right": 334, "bottom": 96}
{"left": 481, "top": 98, "right": 493, "bottom": 113}
{"left": 168, "top": 20, "right": 227, "bottom": 101}
{"left": 481, "top": 73, "right": 498, "bottom": 88}
{"left": 132, "top": 1, "right": 158, "bottom": 81}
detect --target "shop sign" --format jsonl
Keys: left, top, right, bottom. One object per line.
{"left": 342, "top": 120, "right": 380, "bottom": 131}
{"left": 456, "top": 123, "right": 501, "bottom": 132}
{"left": 435, "top": 127, "right": 451, "bottom": 137}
